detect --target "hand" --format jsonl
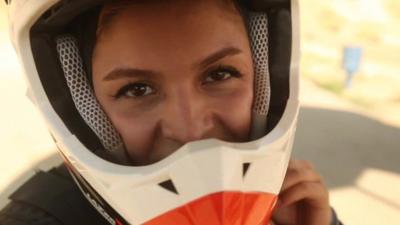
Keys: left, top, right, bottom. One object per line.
{"left": 272, "top": 160, "right": 332, "bottom": 225}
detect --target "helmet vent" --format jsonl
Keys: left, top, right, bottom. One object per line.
{"left": 158, "top": 179, "right": 179, "bottom": 195}
{"left": 242, "top": 162, "right": 251, "bottom": 177}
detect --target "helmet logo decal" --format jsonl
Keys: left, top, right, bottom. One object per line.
{"left": 85, "top": 191, "right": 118, "bottom": 225}
{"left": 58, "top": 151, "right": 130, "bottom": 225}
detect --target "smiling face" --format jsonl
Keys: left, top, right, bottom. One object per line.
{"left": 92, "top": 0, "right": 254, "bottom": 165}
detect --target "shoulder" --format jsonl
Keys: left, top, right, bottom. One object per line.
{"left": 0, "top": 165, "right": 70, "bottom": 225}
{"left": 0, "top": 164, "right": 109, "bottom": 225}
{"left": 0, "top": 201, "right": 64, "bottom": 225}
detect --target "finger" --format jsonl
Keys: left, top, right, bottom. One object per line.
{"left": 281, "top": 161, "right": 322, "bottom": 192}
{"left": 290, "top": 159, "right": 315, "bottom": 170}
{"left": 278, "top": 182, "right": 329, "bottom": 209}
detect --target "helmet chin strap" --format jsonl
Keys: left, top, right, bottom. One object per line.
{"left": 55, "top": 10, "right": 270, "bottom": 163}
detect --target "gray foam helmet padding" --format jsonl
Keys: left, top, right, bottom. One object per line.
{"left": 248, "top": 12, "right": 271, "bottom": 139}
{"left": 55, "top": 12, "right": 270, "bottom": 160}
{"left": 56, "top": 36, "right": 126, "bottom": 161}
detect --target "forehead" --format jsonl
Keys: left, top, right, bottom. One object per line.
{"left": 97, "top": 0, "right": 243, "bottom": 39}
{"left": 93, "top": 0, "right": 248, "bottom": 68}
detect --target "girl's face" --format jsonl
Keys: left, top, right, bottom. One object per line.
{"left": 92, "top": 0, "right": 254, "bottom": 165}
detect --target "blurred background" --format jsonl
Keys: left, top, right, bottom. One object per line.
{"left": 0, "top": 0, "right": 399, "bottom": 224}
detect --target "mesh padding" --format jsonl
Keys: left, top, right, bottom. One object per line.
{"left": 56, "top": 36, "right": 123, "bottom": 152}
{"left": 54, "top": 12, "right": 270, "bottom": 157}
{"left": 248, "top": 12, "right": 271, "bottom": 115}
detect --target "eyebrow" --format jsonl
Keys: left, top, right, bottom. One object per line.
{"left": 103, "top": 68, "right": 160, "bottom": 81}
{"left": 102, "top": 46, "right": 243, "bottom": 81}
{"left": 196, "top": 47, "right": 242, "bottom": 68}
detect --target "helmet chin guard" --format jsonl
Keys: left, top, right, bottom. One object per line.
{"left": 7, "top": 0, "right": 300, "bottom": 224}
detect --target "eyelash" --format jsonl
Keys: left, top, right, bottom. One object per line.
{"left": 113, "top": 65, "right": 242, "bottom": 99}
{"left": 113, "top": 82, "right": 156, "bottom": 99}
{"left": 202, "top": 65, "right": 242, "bottom": 84}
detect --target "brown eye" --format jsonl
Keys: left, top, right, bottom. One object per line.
{"left": 115, "top": 83, "right": 155, "bottom": 98}
{"left": 203, "top": 66, "right": 241, "bottom": 84}
{"left": 205, "top": 71, "right": 231, "bottom": 82}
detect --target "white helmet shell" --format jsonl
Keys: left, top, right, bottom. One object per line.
{"left": 7, "top": 0, "right": 300, "bottom": 224}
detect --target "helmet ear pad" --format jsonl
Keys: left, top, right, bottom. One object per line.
{"left": 263, "top": 7, "right": 291, "bottom": 133}
{"left": 56, "top": 35, "right": 128, "bottom": 163}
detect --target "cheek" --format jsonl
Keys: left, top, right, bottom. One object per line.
{"left": 107, "top": 108, "right": 159, "bottom": 160}
{"left": 213, "top": 83, "right": 254, "bottom": 141}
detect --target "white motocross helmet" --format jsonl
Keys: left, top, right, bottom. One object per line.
{"left": 7, "top": 0, "right": 300, "bottom": 224}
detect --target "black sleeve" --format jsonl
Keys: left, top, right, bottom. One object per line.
{"left": 0, "top": 201, "right": 64, "bottom": 225}
{"left": 0, "top": 164, "right": 109, "bottom": 225}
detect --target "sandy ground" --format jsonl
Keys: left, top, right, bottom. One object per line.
{"left": 1, "top": 1, "right": 400, "bottom": 225}
{"left": 297, "top": 80, "right": 400, "bottom": 225}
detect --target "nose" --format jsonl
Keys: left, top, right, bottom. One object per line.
{"left": 161, "top": 86, "right": 214, "bottom": 144}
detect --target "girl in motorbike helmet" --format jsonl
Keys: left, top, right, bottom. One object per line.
{"left": 1, "top": 0, "right": 341, "bottom": 224}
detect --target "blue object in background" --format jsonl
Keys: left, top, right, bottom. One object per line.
{"left": 342, "top": 46, "right": 363, "bottom": 88}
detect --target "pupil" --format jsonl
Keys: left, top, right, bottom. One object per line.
{"left": 133, "top": 84, "right": 147, "bottom": 96}
{"left": 213, "top": 72, "right": 226, "bottom": 80}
